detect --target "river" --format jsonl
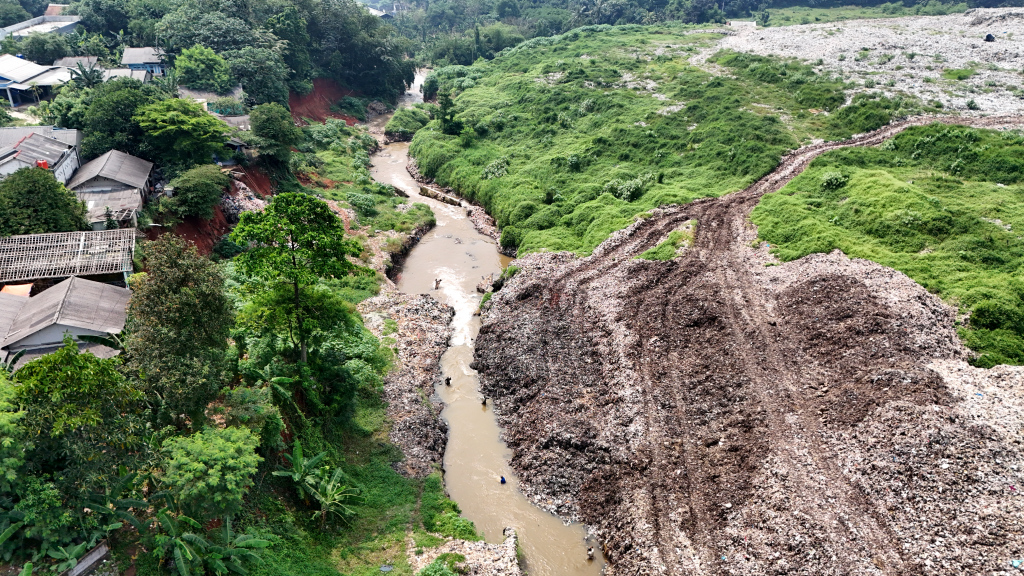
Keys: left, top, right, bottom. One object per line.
{"left": 367, "top": 73, "right": 605, "bottom": 576}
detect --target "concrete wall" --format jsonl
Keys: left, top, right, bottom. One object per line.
{"left": 0, "top": 16, "right": 81, "bottom": 39}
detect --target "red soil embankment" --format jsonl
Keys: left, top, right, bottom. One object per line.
{"left": 289, "top": 78, "right": 360, "bottom": 126}
{"left": 233, "top": 165, "right": 274, "bottom": 197}
{"left": 160, "top": 205, "right": 232, "bottom": 255}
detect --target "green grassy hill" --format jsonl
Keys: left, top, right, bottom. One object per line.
{"left": 753, "top": 123, "right": 1024, "bottom": 367}
{"left": 410, "top": 23, "right": 930, "bottom": 255}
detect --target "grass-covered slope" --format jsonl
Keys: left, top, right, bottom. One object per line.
{"left": 411, "top": 24, "right": 929, "bottom": 255}
{"left": 752, "top": 123, "right": 1024, "bottom": 367}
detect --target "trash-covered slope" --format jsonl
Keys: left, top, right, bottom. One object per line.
{"left": 474, "top": 116, "right": 1024, "bottom": 575}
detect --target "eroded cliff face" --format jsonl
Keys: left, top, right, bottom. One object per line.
{"left": 474, "top": 118, "right": 1024, "bottom": 576}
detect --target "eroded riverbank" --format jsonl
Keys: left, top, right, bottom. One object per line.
{"left": 362, "top": 73, "right": 606, "bottom": 576}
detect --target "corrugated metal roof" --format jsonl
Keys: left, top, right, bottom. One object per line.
{"left": 121, "top": 47, "right": 162, "bottom": 65}
{"left": 0, "top": 292, "right": 26, "bottom": 346}
{"left": 67, "top": 150, "right": 152, "bottom": 190}
{"left": 0, "top": 126, "right": 80, "bottom": 147}
{"left": 1, "top": 276, "right": 130, "bottom": 347}
{"left": 0, "top": 228, "right": 136, "bottom": 283}
{"left": 78, "top": 188, "right": 142, "bottom": 223}
{"left": 0, "top": 54, "right": 49, "bottom": 83}
{"left": 9, "top": 132, "right": 74, "bottom": 165}
{"left": 54, "top": 55, "right": 97, "bottom": 68}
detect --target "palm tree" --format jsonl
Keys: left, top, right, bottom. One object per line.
{"left": 70, "top": 62, "right": 105, "bottom": 88}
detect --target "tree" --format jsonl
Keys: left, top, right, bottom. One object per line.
{"left": 271, "top": 439, "right": 326, "bottom": 502}
{"left": 164, "top": 164, "right": 229, "bottom": 220}
{"left": 231, "top": 193, "right": 363, "bottom": 363}
{"left": 267, "top": 5, "right": 312, "bottom": 93}
{"left": 19, "top": 32, "right": 69, "bottom": 64}
{"left": 0, "top": 1, "right": 30, "bottom": 27}
{"left": 0, "top": 372, "right": 27, "bottom": 494}
{"left": 134, "top": 98, "right": 229, "bottom": 168}
{"left": 223, "top": 46, "right": 289, "bottom": 105}
{"left": 249, "top": 102, "right": 300, "bottom": 165}
{"left": 176, "top": 45, "right": 233, "bottom": 94}
{"left": 80, "top": 79, "right": 159, "bottom": 160}
{"left": 69, "top": 62, "right": 105, "bottom": 88}
{"left": 125, "top": 235, "right": 233, "bottom": 426}
{"left": 0, "top": 168, "right": 87, "bottom": 236}
{"left": 161, "top": 427, "right": 261, "bottom": 521}
{"left": 438, "top": 91, "right": 462, "bottom": 135}
{"left": 13, "top": 337, "right": 147, "bottom": 498}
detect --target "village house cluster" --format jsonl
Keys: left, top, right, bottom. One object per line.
{"left": 0, "top": 8, "right": 254, "bottom": 368}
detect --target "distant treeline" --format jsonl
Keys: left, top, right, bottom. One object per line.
{"left": 388, "top": 0, "right": 1015, "bottom": 66}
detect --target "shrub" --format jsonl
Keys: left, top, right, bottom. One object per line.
{"left": 164, "top": 164, "right": 230, "bottom": 220}
{"left": 384, "top": 107, "right": 431, "bottom": 141}
{"left": 820, "top": 171, "right": 849, "bottom": 190}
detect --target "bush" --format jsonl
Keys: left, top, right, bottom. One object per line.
{"left": 384, "top": 106, "right": 430, "bottom": 141}
{"left": 162, "top": 426, "right": 262, "bottom": 520}
{"left": 164, "top": 164, "right": 230, "bottom": 220}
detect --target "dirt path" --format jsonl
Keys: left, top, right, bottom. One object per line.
{"left": 474, "top": 115, "right": 1024, "bottom": 575}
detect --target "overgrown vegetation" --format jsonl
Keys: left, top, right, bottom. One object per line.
{"left": 410, "top": 25, "right": 932, "bottom": 256}
{"left": 752, "top": 123, "right": 1024, "bottom": 367}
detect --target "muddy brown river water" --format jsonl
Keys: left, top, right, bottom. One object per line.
{"left": 368, "top": 74, "right": 605, "bottom": 576}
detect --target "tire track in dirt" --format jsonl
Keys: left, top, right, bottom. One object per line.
{"left": 475, "top": 115, "right": 1024, "bottom": 575}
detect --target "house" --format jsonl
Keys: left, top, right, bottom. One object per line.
{"left": 67, "top": 150, "right": 153, "bottom": 230}
{"left": 76, "top": 188, "right": 144, "bottom": 230}
{"left": 0, "top": 132, "right": 80, "bottom": 183}
{"left": 0, "top": 15, "right": 81, "bottom": 40}
{"left": 102, "top": 68, "right": 151, "bottom": 83}
{"left": 0, "top": 54, "right": 71, "bottom": 106}
{"left": 68, "top": 150, "right": 153, "bottom": 195}
{"left": 0, "top": 228, "right": 136, "bottom": 284}
{"left": 0, "top": 126, "right": 80, "bottom": 148}
{"left": 121, "top": 47, "right": 164, "bottom": 75}
{"left": 0, "top": 276, "right": 130, "bottom": 364}
{"left": 54, "top": 55, "right": 99, "bottom": 69}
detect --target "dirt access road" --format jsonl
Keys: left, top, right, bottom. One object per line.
{"left": 474, "top": 116, "right": 1024, "bottom": 575}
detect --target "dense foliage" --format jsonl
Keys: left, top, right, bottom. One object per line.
{"left": 753, "top": 124, "right": 1024, "bottom": 367}
{"left": 0, "top": 168, "right": 88, "bottom": 236}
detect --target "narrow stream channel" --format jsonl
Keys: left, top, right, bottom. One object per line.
{"left": 367, "top": 73, "right": 605, "bottom": 576}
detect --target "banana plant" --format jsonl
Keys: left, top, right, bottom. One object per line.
{"left": 47, "top": 542, "right": 89, "bottom": 573}
{"left": 271, "top": 440, "right": 327, "bottom": 502}
{"left": 150, "top": 510, "right": 209, "bottom": 576}
{"left": 85, "top": 468, "right": 147, "bottom": 534}
{"left": 0, "top": 350, "right": 24, "bottom": 374}
{"left": 200, "top": 518, "right": 270, "bottom": 575}
{"left": 306, "top": 467, "right": 360, "bottom": 529}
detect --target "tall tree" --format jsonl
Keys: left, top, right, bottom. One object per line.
{"left": 134, "top": 98, "right": 229, "bottom": 168}
{"left": 125, "top": 235, "right": 233, "bottom": 426}
{"left": 176, "top": 45, "right": 233, "bottom": 94}
{"left": 0, "top": 168, "right": 88, "bottom": 236}
{"left": 80, "top": 79, "right": 159, "bottom": 160}
{"left": 231, "top": 193, "right": 362, "bottom": 362}
{"left": 223, "top": 46, "right": 289, "bottom": 105}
